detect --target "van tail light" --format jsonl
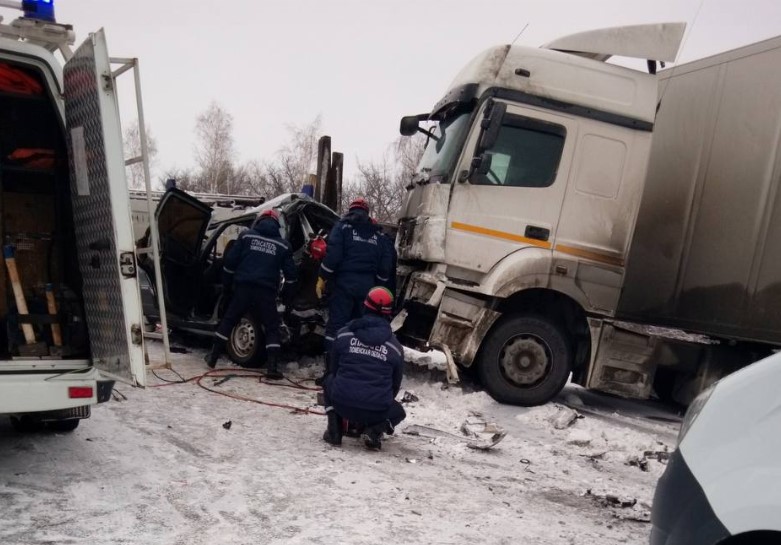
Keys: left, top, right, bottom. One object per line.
{"left": 68, "top": 386, "right": 94, "bottom": 399}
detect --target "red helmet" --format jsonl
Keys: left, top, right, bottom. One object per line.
{"left": 258, "top": 209, "right": 280, "bottom": 222}
{"left": 364, "top": 286, "right": 394, "bottom": 316}
{"left": 308, "top": 236, "right": 327, "bottom": 260}
{"left": 349, "top": 197, "right": 370, "bottom": 213}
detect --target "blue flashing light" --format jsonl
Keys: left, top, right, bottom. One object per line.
{"left": 21, "top": 0, "right": 56, "bottom": 23}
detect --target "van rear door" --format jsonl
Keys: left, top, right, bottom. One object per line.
{"left": 63, "top": 30, "right": 146, "bottom": 386}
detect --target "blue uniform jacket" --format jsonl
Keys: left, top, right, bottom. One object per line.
{"left": 223, "top": 218, "right": 298, "bottom": 291}
{"left": 327, "top": 314, "right": 404, "bottom": 412}
{"left": 319, "top": 209, "right": 392, "bottom": 296}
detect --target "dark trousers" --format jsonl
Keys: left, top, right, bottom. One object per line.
{"left": 216, "top": 284, "right": 280, "bottom": 353}
{"left": 332, "top": 400, "right": 406, "bottom": 429}
{"left": 323, "top": 382, "right": 406, "bottom": 428}
{"left": 324, "top": 284, "right": 369, "bottom": 349}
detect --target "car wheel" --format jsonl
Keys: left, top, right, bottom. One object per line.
{"left": 226, "top": 313, "right": 266, "bottom": 368}
{"left": 48, "top": 419, "right": 80, "bottom": 432}
{"left": 478, "top": 314, "right": 572, "bottom": 406}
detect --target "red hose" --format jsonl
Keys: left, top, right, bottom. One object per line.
{"left": 149, "top": 368, "right": 325, "bottom": 416}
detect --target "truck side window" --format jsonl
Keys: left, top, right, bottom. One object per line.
{"left": 474, "top": 115, "right": 566, "bottom": 188}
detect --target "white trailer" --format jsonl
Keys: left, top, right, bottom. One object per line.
{"left": 0, "top": 1, "right": 146, "bottom": 430}
{"left": 395, "top": 24, "right": 781, "bottom": 406}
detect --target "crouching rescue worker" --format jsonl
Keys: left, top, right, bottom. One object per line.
{"left": 322, "top": 287, "right": 406, "bottom": 450}
{"left": 317, "top": 198, "right": 392, "bottom": 351}
{"left": 205, "top": 209, "right": 297, "bottom": 379}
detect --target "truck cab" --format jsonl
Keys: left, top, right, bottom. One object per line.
{"left": 396, "top": 24, "right": 686, "bottom": 406}
{"left": 0, "top": 2, "right": 146, "bottom": 430}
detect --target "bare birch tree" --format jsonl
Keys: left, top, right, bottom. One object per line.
{"left": 194, "top": 101, "right": 235, "bottom": 194}
{"left": 349, "top": 134, "right": 425, "bottom": 223}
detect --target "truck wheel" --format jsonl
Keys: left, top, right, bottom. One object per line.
{"left": 226, "top": 314, "right": 266, "bottom": 368}
{"left": 478, "top": 314, "right": 572, "bottom": 406}
{"left": 48, "top": 419, "right": 80, "bottom": 432}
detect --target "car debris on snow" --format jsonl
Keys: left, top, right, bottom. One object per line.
{"left": 583, "top": 490, "right": 652, "bottom": 523}
{"left": 403, "top": 422, "right": 507, "bottom": 450}
{"left": 550, "top": 406, "right": 584, "bottom": 429}
{"left": 401, "top": 391, "right": 420, "bottom": 404}
{"left": 222, "top": 420, "right": 232, "bottom": 430}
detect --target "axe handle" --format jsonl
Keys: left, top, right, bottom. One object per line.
{"left": 3, "top": 247, "right": 36, "bottom": 344}
{"left": 45, "top": 284, "right": 62, "bottom": 347}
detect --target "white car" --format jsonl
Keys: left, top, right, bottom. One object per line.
{"left": 650, "top": 352, "right": 781, "bottom": 544}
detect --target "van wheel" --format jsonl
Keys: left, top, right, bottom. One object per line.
{"left": 226, "top": 314, "right": 266, "bottom": 368}
{"left": 48, "top": 419, "right": 80, "bottom": 432}
{"left": 10, "top": 416, "right": 44, "bottom": 433}
{"left": 478, "top": 314, "right": 572, "bottom": 406}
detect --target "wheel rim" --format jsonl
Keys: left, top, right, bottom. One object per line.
{"left": 230, "top": 318, "right": 256, "bottom": 359}
{"left": 498, "top": 334, "right": 552, "bottom": 387}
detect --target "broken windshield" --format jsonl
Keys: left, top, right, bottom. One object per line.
{"left": 413, "top": 111, "right": 472, "bottom": 185}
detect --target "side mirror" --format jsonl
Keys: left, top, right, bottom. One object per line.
{"left": 400, "top": 116, "right": 420, "bottom": 136}
{"left": 477, "top": 101, "right": 507, "bottom": 152}
{"left": 467, "top": 153, "right": 493, "bottom": 182}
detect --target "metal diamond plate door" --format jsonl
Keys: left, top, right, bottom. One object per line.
{"left": 64, "top": 30, "right": 146, "bottom": 386}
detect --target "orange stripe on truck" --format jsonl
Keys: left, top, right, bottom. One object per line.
{"left": 450, "top": 221, "right": 551, "bottom": 249}
{"left": 450, "top": 221, "right": 624, "bottom": 267}
{"left": 554, "top": 244, "right": 625, "bottom": 267}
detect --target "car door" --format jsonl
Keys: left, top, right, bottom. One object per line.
{"left": 63, "top": 30, "right": 146, "bottom": 386}
{"left": 155, "top": 188, "right": 212, "bottom": 317}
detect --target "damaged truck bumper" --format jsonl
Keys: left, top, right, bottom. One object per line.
{"left": 397, "top": 270, "right": 500, "bottom": 376}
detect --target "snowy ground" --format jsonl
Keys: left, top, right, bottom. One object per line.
{"left": 0, "top": 343, "right": 680, "bottom": 545}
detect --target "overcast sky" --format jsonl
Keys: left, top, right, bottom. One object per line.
{"left": 41, "top": 0, "right": 781, "bottom": 183}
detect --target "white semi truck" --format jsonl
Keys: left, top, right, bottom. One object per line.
{"left": 0, "top": 1, "right": 146, "bottom": 430}
{"left": 395, "top": 23, "right": 781, "bottom": 406}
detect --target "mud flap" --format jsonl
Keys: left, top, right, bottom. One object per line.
{"left": 585, "top": 324, "right": 658, "bottom": 399}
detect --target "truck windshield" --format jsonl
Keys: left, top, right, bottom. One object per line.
{"left": 414, "top": 111, "right": 472, "bottom": 184}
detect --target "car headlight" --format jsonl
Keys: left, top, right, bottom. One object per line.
{"left": 678, "top": 382, "right": 717, "bottom": 445}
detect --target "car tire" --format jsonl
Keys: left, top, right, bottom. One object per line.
{"left": 226, "top": 313, "right": 267, "bottom": 368}
{"left": 48, "top": 419, "right": 80, "bottom": 432}
{"left": 477, "top": 314, "right": 572, "bottom": 407}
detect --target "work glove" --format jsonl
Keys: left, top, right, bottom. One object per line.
{"left": 316, "top": 277, "right": 326, "bottom": 300}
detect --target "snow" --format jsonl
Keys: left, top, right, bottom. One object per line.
{"left": 0, "top": 342, "right": 680, "bottom": 544}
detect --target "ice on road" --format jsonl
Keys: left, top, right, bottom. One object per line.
{"left": 0, "top": 344, "right": 679, "bottom": 545}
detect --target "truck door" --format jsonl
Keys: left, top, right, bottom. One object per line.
{"left": 63, "top": 30, "right": 146, "bottom": 386}
{"left": 445, "top": 101, "right": 577, "bottom": 274}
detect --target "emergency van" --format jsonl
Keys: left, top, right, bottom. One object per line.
{"left": 0, "top": 0, "right": 146, "bottom": 431}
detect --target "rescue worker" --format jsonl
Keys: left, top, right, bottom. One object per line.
{"left": 205, "top": 209, "right": 297, "bottom": 379}
{"left": 317, "top": 198, "right": 392, "bottom": 350}
{"left": 376, "top": 223, "right": 398, "bottom": 296}
{"left": 322, "top": 286, "right": 406, "bottom": 450}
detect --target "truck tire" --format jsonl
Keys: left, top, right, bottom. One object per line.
{"left": 226, "top": 313, "right": 266, "bottom": 368}
{"left": 477, "top": 314, "right": 572, "bottom": 406}
{"left": 48, "top": 419, "right": 80, "bottom": 432}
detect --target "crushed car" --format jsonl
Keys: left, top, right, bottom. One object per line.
{"left": 137, "top": 188, "right": 339, "bottom": 366}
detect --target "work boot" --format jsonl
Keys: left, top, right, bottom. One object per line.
{"left": 322, "top": 409, "right": 343, "bottom": 446}
{"left": 314, "top": 353, "right": 331, "bottom": 386}
{"left": 362, "top": 424, "right": 383, "bottom": 451}
{"left": 383, "top": 419, "right": 395, "bottom": 436}
{"left": 204, "top": 338, "right": 226, "bottom": 369}
{"left": 265, "top": 352, "right": 283, "bottom": 380}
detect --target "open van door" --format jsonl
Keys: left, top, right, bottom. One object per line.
{"left": 63, "top": 30, "right": 146, "bottom": 386}
{"left": 155, "top": 188, "right": 212, "bottom": 317}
